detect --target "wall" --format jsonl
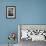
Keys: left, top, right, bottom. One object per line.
{"left": 0, "top": 0, "right": 18, "bottom": 44}
{"left": 16, "top": 0, "right": 46, "bottom": 24}
{"left": 0, "top": 0, "right": 46, "bottom": 44}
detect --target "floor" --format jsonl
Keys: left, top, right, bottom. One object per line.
{"left": 0, "top": 44, "right": 18, "bottom": 46}
{"left": 0, "top": 40, "right": 46, "bottom": 46}
{"left": 19, "top": 39, "right": 46, "bottom": 46}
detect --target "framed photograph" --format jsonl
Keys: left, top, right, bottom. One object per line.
{"left": 6, "top": 6, "right": 16, "bottom": 19}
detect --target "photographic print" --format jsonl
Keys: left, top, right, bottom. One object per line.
{"left": 6, "top": 6, "right": 16, "bottom": 19}
{"left": 18, "top": 24, "right": 46, "bottom": 41}
{"left": 18, "top": 24, "right": 46, "bottom": 46}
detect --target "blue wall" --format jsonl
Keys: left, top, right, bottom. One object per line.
{"left": 17, "top": 0, "right": 46, "bottom": 24}
{"left": 0, "top": 0, "right": 46, "bottom": 44}
{"left": 0, "top": 0, "right": 17, "bottom": 44}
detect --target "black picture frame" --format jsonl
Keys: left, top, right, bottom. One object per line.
{"left": 6, "top": 6, "right": 16, "bottom": 19}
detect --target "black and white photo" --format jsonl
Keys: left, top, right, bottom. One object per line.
{"left": 6, "top": 6, "right": 16, "bottom": 19}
